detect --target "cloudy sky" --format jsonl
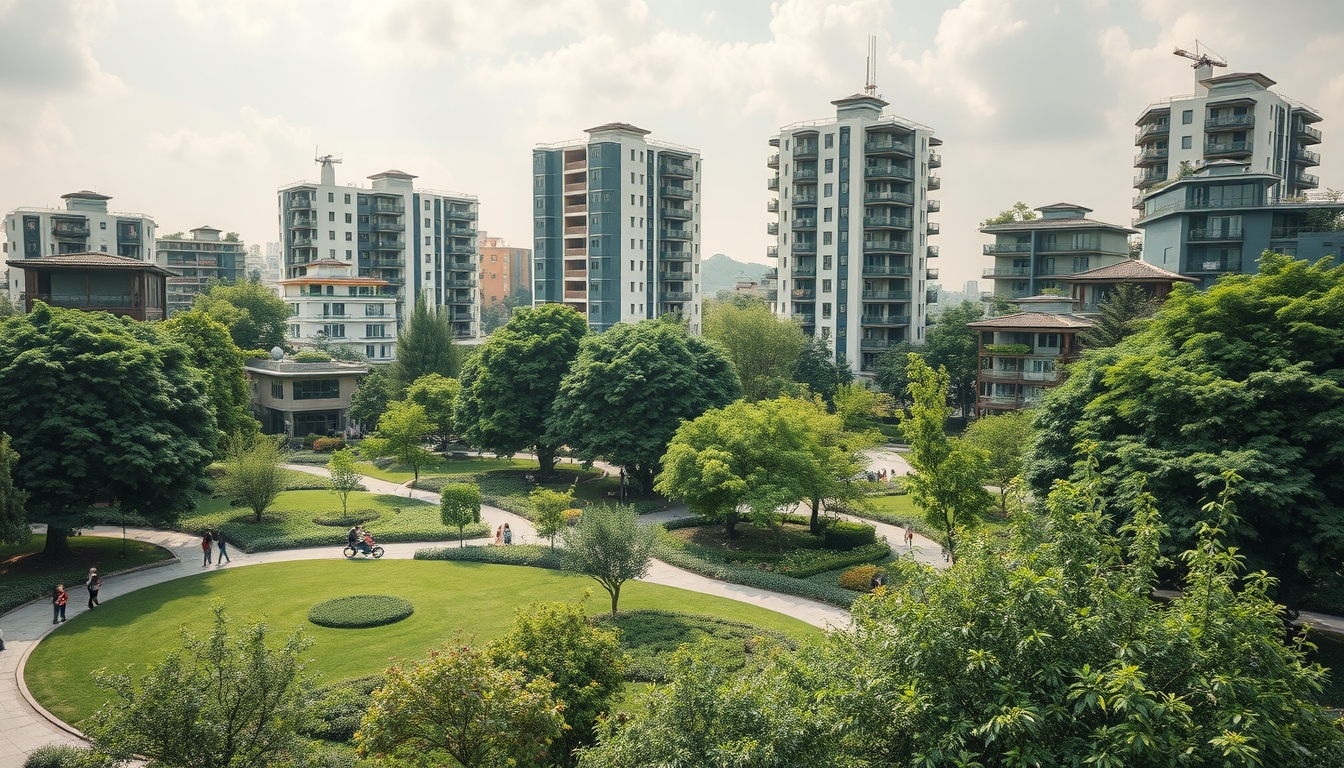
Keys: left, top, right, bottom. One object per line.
{"left": 2, "top": 0, "right": 1341, "bottom": 291}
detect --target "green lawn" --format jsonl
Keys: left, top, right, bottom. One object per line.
{"left": 356, "top": 456, "right": 551, "bottom": 484}
{"left": 0, "top": 535, "right": 174, "bottom": 614}
{"left": 26, "top": 560, "right": 821, "bottom": 726}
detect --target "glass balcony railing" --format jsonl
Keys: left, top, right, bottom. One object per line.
{"left": 1188, "top": 228, "right": 1243, "bottom": 241}
{"left": 767, "top": 199, "right": 779, "bottom": 213}
{"left": 864, "top": 215, "right": 911, "bottom": 228}
{"left": 1204, "top": 141, "right": 1253, "bottom": 156}
{"left": 927, "top": 175, "right": 941, "bottom": 190}
{"left": 767, "top": 154, "right": 780, "bottom": 169}
{"left": 794, "top": 167, "right": 819, "bottom": 181}
{"left": 52, "top": 221, "right": 90, "bottom": 238}
{"left": 793, "top": 192, "right": 818, "bottom": 205}
{"left": 864, "top": 165, "right": 913, "bottom": 180}
{"left": 1135, "top": 122, "right": 1169, "bottom": 141}
{"left": 860, "top": 290, "right": 912, "bottom": 300}
{"left": 926, "top": 199, "right": 941, "bottom": 212}
{"left": 662, "top": 206, "right": 693, "bottom": 220}
{"left": 1293, "top": 149, "right": 1322, "bottom": 165}
{"left": 793, "top": 144, "right": 818, "bottom": 158}
{"left": 767, "top": 222, "right": 779, "bottom": 236}
{"left": 864, "top": 190, "right": 914, "bottom": 205}
{"left": 1294, "top": 122, "right": 1323, "bottom": 142}
{"left": 863, "top": 137, "right": 914, "bottom": 155}
{"left": 1205, "top": 114, "right": 1254, "bottom": 129}
{"left": 863, "top": 241, "right": 912, "bottom": 253}
{"left": 766, "top": 177, "right": 779, "bottom": 191}
{"left": 792, "top": 217, "right": 817, "bottom": 229}
{"left": 861, "top": 264, "right": 913, "bottom": 276}
{"left": 983, "top": 267, "right": 1030, "bottom": 278}
{"left": 660, "top": 161, "right": 694, "bottom": 178}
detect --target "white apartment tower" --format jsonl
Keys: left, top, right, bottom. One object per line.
{"left": 770, "top": 94, "right": 941, "bottom": 377}
{"left": 277, "top": 159, "right": 480, "bottom": 360}
{"left": 532, "top": 123, "right": 703, "bottom": 333}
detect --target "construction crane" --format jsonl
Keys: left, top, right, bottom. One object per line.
{"left": 1173, "top": 41, "right": 1227, "bottom": 70}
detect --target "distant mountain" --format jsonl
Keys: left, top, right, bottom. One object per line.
{"left": 700, "top": 253, "right": 772, "bottom": 296}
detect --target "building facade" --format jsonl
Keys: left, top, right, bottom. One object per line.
{"left": 245, "top": 356, "right": 369, "bottom": 437}
{"left": 4, "top": 191, "right": 155, "bottom": 305}
{"left": 277, "top": 259, "right": 399, "bottom": 361}
{"left": 1136, "top": 161, "right": 1344, "bottom": 286}
{"left": 968, "top": 295, "right": 1091, "bottom": 416}
{"left": 981, "top": 204, "right": 1136, "bottom": 301}
{"left": 6, "top": 252, "right": 171, "bottom": 321}
{"left": 533, "top": 123, "right": 703, "bottom": 333}
{"left": 277, "top": 160, "right": 480, "bottom": 351}
{"left": 478, "top": 233, "right": 531, "bottom": 306}
{"left": 1133, "top": 68, "right": 1322, "bottom": 211}
{"left": 158, "top": 226, "right": 246, "bottom": 316}
{"left": 769, "top": 94, "right": 941, "bottom": 378}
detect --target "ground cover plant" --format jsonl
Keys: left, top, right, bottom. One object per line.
{"left": 307, "top": 595, "right": 414, "bottom": 628}
{"left": 25, "top": 559, "right": 819, "bottom": 727}
{"left": 0, "top": 534, "right": 173, "bottom": 614}
{"left": 592, "top": 610, "right": 800, "bottom": 682}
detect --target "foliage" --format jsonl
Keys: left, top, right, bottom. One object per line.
{"left": 820, "top": 520, "right": 877, "bottom": 549}
{"left": 307, "top": 595, "right": 415, "bottom": 628}
{"left": 791, "top": 334, "right": 853, "bottom": 404}
{"left": 21, "top": 745, "right": 115, "bottom": 768}
{"left": 872, "top": 340, "right": 920, "bottom": 404}
{"left": 303, "top": 675, "right": 384, "bottom": 744}
{"left": 0, "top": 305, "right": 216, "bottom": 556}
{"left": 548, "top": 320, "right": 742, "bottom": 491}
{"left": 361, "top": 400, "right": 435, "bottom": 482}
{"left": 837, "top": 564, "right": 886, "bottom": 591}
{"left": 899, "top": 355, "right": 992, "bottom": 560}
{"left": 326, "top": 449, "right": 363, "bottom": 516}
{"left": 195, "top": 276, "right": 292, "bottom": 352}
{"left": 0, "top": 432, "right": 29, "bottom": 546}
{"left": 457, "top": 303, "right": 588, "bottom": 475}
{"left": 962, "top": 410, "right": 1035, "bottom": 513}
{"left": 922, "top": 300, "right": 985, "bottom": 416}
{"left": 86, "top": 603, "right": 313, "bottom": 768}
{"left": 310, "top": 509, "right": 380, "bottom": 527}
{"left": 480, "top": 284, "right": 534, "bottom": 335}
{"left": 438, "top": 482, "right": 482, "bottom": 547}
{"left": 389, "top": 295, "right": 459, "bottom": 393}
{"left": 980, "top": 200, "right": 1037, "bottom": 226}
{"left": 1025, "top": 253, "right": 1344, "bottom": 608}
{"left": 348, "top": 366, "right": 394, "bottom": 430}
{"left": 777, "top": 540, "right": 889, "bottom": 578}
{"left": 984, "top": 343, "right": 1030, "bottom": 354}
{"left": 703, "top": 299, "right": 806, "bottom": 401}
{"left": 561, "top": 503, "right": 660, "bottom": 615}
{"left": 354, "top": 640, "right": 564, "bottom": 768}
{"left": 311, "top": 436, "right": 345, "bottom": 452}
{"left": 530, "top": 486, "right": 574, "bottom": 549}
{"left": 831, "top": 382, "right": 891, "bottom": 433}
{"left": 654, "top": 531, "right": 858, "bottom": 608}
{"left": 591, "top": 610, "right": 799, "bottom": 683}
{"left": 0, "top": 534, "right": 173, "bottom": 615}
{"left": 163, "top": 309, "right": 260, "bottom": 445}
{"left": 294, "top": 350, "right": 333, "bottom": 362}
{"left": 488, "top": 601, "right": 626, "bottom": 760}
{"left": 405, "top": 373, "right": 460, "bottom": 447}
{"left": 414, "top": 543, "right": 563, "bottom": 569}
{"left": 216, "top": 432, "right": 288, "bottom": 523}
{"left": 1079, "top": 282, "right": 1161, "bottom": 349}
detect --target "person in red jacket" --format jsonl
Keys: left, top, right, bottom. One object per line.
{"left": 52, "top": 584, "right": 68, "bottom": 624}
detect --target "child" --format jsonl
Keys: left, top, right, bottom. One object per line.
{"left": 52, "top": 585, "right": 68, "bottom": 624}
{"left": 201, "top": 532, "right": 213, "bottom": 566}
{"left": 494, "top": 525, "right": 503, "bottom": 546}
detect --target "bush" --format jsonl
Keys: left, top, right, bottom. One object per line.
{"left": 414, "top": 543, "right": 563, "bottom": 570}
{"left": 311, "top": 509, "right": 381, "bottom": 527}
{"left": 304, "top": 675, "right": 384, "bottom": 743}
{"left": 822, "top": 520, "right": 877, "bottom": 550}
{"left": 564, "top": 508, "right": 583, "bottom": 527}
{"left": 777, "top": 541, "right": 891, "bottom": 578}
{"left": 312, "top": 437, "right": 346, "bottom": 453}
{"left": 22, "top": 745, "right": 114, "bottom": 768}
{"left": 655, "top": 532, "right": 858, "bottom": 608}
{"left": 294, "top": 351, "right": 333, "bottom": 362}
{"left": 591, "top": 610, "right": 800, "bottom": 683}
{"left": 838, "top": 564, "right": 887, "bottom": 592}
{"left": 307, "top": 595, "right": 415, "bottom": 629}
{"left": 302, "top": 433, "right": 323, "bottom": 449}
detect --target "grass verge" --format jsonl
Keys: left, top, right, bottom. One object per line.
{"left": 0, "top": 535, "right": 173, "bottom": 615}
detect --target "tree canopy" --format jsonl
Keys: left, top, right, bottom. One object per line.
{"left": 560, "top": 503, "right": 659, "bottom": 615}
{"left": 962, "top": 410, "right": 1035, "bottom": 513}
{"left": 163, "top": 309, "right": 259, "bottom": 446}
{"left": 0, "top": 306, "right": 215, "bottom": 556}
{"left": 404, "top": 373, "right": 460, "bottom": 447}
{"left": 194, "top": 277, "right": 291, "bottom": 352}
{"left": 547, "top": 320, "right": 741, "bottom": 491}
{"left": 390, "top": 297, "right": 458, "bottom": 393}
{"left": 791, "top": 334, "right": 853, "bottom": 403}
{"left": 439, "top": 483, "right": 482, "bottom": 546}
{"left": 1025, "top": 253, "right": 1344, "bottom": 607}
{"left": 0, "top": 433, "right": 29, "bottom": 546}
{"left": 1078, "top": 282, "right": 1160, "bottom": 349}
{"left": 703, "top": 298, "right": 806, "bottom": 402}
{"left": 874, "top": 301, "right": 983, "bottom": 416}
{"left": 361, "top": 400, "right": 435, "bottom": 482}
{"left": 457, "top": 303, "right": 588, "bottom": 476}
{"left": 348, "top": 365, "right": 394, "bottom": 431}
{"left": 980, "top": 200, "right": 1037, "bottom": 226}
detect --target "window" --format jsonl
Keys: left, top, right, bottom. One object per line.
{"left": 365, "top": 304, "right": 385, "bottom": 316}
{"left": 631, "top": 172, "right": 636, "bottom": 183}
{"left": 824, "top": 158, "right": 834, "bottom": 173}
{"left": 823, "top": 231, "right": 833, "bottom": 245}
{"left": 425, "top": 200, "right": 431, "bottom": 211}
{"left": 270, "top": 382, "right": 284, "bottom": 399}
{"left": 366, "top": 345, "right": 376, "bottom": 358}
{"left": 824, "top": 133, "right": 834, "bottom": 149}
{"left": 1036, "top": 332, "right": 1060, "bottom": 349}
{"left": 328, "top": 211, "right": 336, "bottom": 221}
{"left": 327, "top": 192, "right": 335, "bottom": 202}
{"left": 100, "top": 221, "right": 107, "bottom": 230}
{"left": 1181, "top": 136, "right": 1192, "bottom": 149}
{"left": 287, "top": 324, "right": 300, "bottom": 337}
{"left": 293, "top": 380, "right": 340, "bottom": 400}
{"left": 329, "top": 249, "right": 336, "bottom": 257}
{"left": 1182, "top": 109, "right": 1193, "bottom": 124}
{"left": 366, "top": 324, "right": 386, "bottom": 338}
{"left": 823, "top": 254, "right": 832, "bottom": 269}
{"left": 344, "top": 213, "right": 352, "bottom": 223}
{"left": 823, "top": 207, "right": 833, "bottom": 222}
{"left": 345, "top": 250, "right": 352, "bottom": 260}
{"left": 631, "top": 239, "right": 636, "bottom": 249}
{"left": 631, "top": 194, "right": 636, "bottom": 205}
{"left": 322, "top": 324, "right": 345, "bottom": 338}
{"left": 344, "top": 194, "right": 351, "bottom": 204}
{"left": 822, "top": 302, "right": 832, "bottom": 319}
{"left": 345, "top": 232, "right": 352, "bottom": 241}
{"left": 822, "top": 279, "right": 832, "bottom": 293}
{"left": 823, "top": 183, "right": 833, "bottom": 197}
{"left": 631, "top": 149, "right": 637, "bottom": 160}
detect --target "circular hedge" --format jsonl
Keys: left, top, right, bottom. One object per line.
{"left": 312, "top": 509, "right": 382, "bottom": 527}
{"left": 307, "top": 595, "right": 414, "bottom": 629}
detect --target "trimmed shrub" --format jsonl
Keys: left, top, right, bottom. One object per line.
{"left": 414, "top": 543, "right": 563, "bottom": 570}
{"left": 822, "top": 520, "right": 877, "bottom": 550}
{"left": 304, "top": 675, "right": 384, "bottom": 743}
{"left": 839, "top": 564, "right": 887, "bottom": 592}
{"left": 563, "top": 508, "right": 583, "bottom": 527}
{"left": 307, "top": 595, "right": 414, "bottom": 629}
{"left": 655, "top": 533, "right": 858, "bottom": 608}
{"left": 302, "top": 433, "right": 323, "bottom": 449}
{"left": 22, "top": 745, "right": 114, "bottom": 768}
{"left": 591, "top": 610, "right": 799, "bottom": 683}
{"left": 311, "top": 509, "right": 381, "bottom": 527}
{"left": 312, "top": 436, "right": 346, "bottom": 452}
{"left": 777, "top": 541, "right": 891, "bottom": 578}
{"left": 294, "top": 350, "right": 333, "bottom": 362}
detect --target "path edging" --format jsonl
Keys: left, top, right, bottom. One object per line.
{"left": 17, "top": 621, "right": 87, "bottom": 741}
{"left": 2, "top": 555, "right": 181, "bottom": 618}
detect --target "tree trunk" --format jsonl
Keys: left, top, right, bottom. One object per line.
{"left": 809, "top": 496, "right": 822, "bottom": 535}
{"left": 634, "top": 464, "right": 655, "bottom": 498}
{"left": 459, "top": 526, "right": 465, "bottom": 547}
{"left": 253, "top": 506, "right": 264, "bottom": 523}
{"left": 725, "top": 509, "right": 739, "bottom": 539}
{"left": 943, "top": 510, "right": 957, "bottom": 564}
{"left": 609, "top": 583, "right": 620, "bottom": 616}
{"left": 999, "top": 485, "right": 1008, "bottom": 515}
{"left": 536, "top": 445, "right": 556, "bottom": 477}
{"left": 42, "top": 526, "right": 72, "bottom": 559}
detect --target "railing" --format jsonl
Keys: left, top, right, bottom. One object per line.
{"left": 372, "top": 240, "right": 403, "bottom": 250}
{"left": 794, "top": 167, "right": 819, "bottom": 180}
{"left": 1135, "top": 122, "right": 1170, "bottom": 141}
{"left": 766, "top": 245, "right": 778, "bottom": 258}
{"left": 659, "top": 291, "right": 692, "bottom": 302}
{"left": 984, "top": 243, "right": 1032, "bottom": 254}
{"left": 928, "top": 152, "right": 941, "bottom": 167}
{"left": 661, "top": 227, "right": 692, "bottom": 240}
{"left": 926, "top": 268, "right": 939, "bottom": 279}
{"left": 792, "top": 217, "right": 817, "bottom": 229}
{"left": 792, "top": 289, "right": 816, "bottom": 300}
{"left": 1271, "top": 225, "right": 1321, "bottom": 238}
{"left": 1293, "top": 149, "right": 1322, "bottom": 165}
{"left": 861, "top": 264, "right": 913, "bottom": 276}
{"left": 1205, "top": 114, "right": 1254, "bottom": 129}
{"left": 447, "top": 228, "right": 477, "bottom": 238}
{"left": 861, "top": 290, "right": 912, "bottom": 300}
{"left": 52, "top": 222, "right": 90, "bottom": 238}
{"left": 661, "top": 163, "right": 694, "bottom": 179}
{"left": 661, "top": 206, "right": 692, "bottom": 220}
{"left": 792, "top": 241, "right": 817, "bottom": 254}
{"left": 767, "top": 222, "right": 779, "bottom": 236}
{"left": 445, "top": 207, "right": 476, "bottom": 219}
{"left": 563, "top": 159, "right": 587, "bottom": 171}
{"left": 864, "top": 216, "right": 911, "bottom": 228}
{"left": 927, "top": 199, "right": 940, "bottom": 212}
{"left": 1134, "top": 148, "right": 1169, "bottom": 164}
{"left": 1134, "top": 171, "right": 1166, "bottom": 186}
{"left": 863, "top": 240, "right": 912, "bottom": 253}
{"left": 863, "top": 138, "right": 914, "bottom": 154}
{"left": 659, "top": 270, "right": 691, "bottom": 281}
{"left": 563, "top": 290, "right": 587, "bottom": 300}
{"left": 369, "top": 222, "right": 404, "bottom": 232}
{"left": 1296, "top": 171, "right": 1320, "bottom": 186}
{"left": 766, "top": 199, "right": 779, "bottom": 213}
{"left": 444, "top": 279, "right": 477, "bottom": 288}
{"left": 1295, "top": 123, "right": 1323, "bottom": 141}
{"left": 292, "top": 235, "right": 315, "bottom": 247}
{"left": 563, "top": 225, "right": 586, "bottom": 236}
{"left": 983, "top": 267, "right": 1030, "bottom": 278}
{"left": 792, "top": 313, "right": 816, "bottom": 324}
{"left": 1205, "top": 141, "right": 1252, "bottom": 155}
{"left": 1185, "top": 259, "right": 1241, "bottom": 273}
{"left": 860, "top": 315, "right": 910, "bottom": 327}
{"left": 927, "top": 175, "right": 941, "bottom": 190}
{"left": 765, "top": 290, "right": 778, "bottom": 302}
{"left": 790, "top": 266, "right": 817, "bottom": 277}
{"left": 793, "top": 192, "right": 818, "bottom": 205}
{"left": 563, "top": 203, "right": 587, "bottom": 215}
{"left": 865, "top": 165, "right": 913, "bottom": 180}
{"left": 117, "top": 228, "right": 142, "bottom": 243}
{"left": 927, "top": 245, "right": 939, "bottom": 257}
{"left": 860, "top": 339, "right": 890, "bottom": 349}
{"left": 767, "top": 154, "right": 780, "bottom": 169}
{"left": 371, "top": 202, "right": 405, "bottom": 214}
{"left": 1188, "top": 228, "right": 1243, "bottom": 241}
{"left": 563, "top": 182, "right": 586, "bottom": 194}
{"left": 766, "top": 177, "right": 780, "bottom": 191}
{"left": 29, "top": 293, "right": 133, "bottom": 309}
{"left": 793, "top": 144, "right": 818, "bottom": 158}
{"left": 927, "top": 222, "right": 941, "bottom": 235}
{"left": 660, "top": 249, "right": 692, "bottom": 261}
{"left": 290, "top": 215, "right": 317, "bottom": 227}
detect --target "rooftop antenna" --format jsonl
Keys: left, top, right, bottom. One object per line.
{"left": 1173, "top": 40, "right": 1227, "bottom": 81}
{"left": 315, "top": 149, "right": 342, "bottom": 185}
{"left": 863, "top": 35, "right": 878, "bottom": 95}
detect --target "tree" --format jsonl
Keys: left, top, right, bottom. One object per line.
{"left": 962, "top": 410, "right": 1034, "bottom": 514}
{"left": 923, "top": 300, "right": 984, "bottom": 417}
{"left": 356, "top": 641, "right": 563, "bottom": 768}
{"left": 703, "top": 299, "right": 805, "bottom": 402}
{"left": 439, "top": 483, "right": 481, "bottom": 546}
{"left": 547, "top": 320, "right": 742, "bottom": 492}
{"left": 326, "top": 448, "right": 363, "bottom": 516}
{"left": 163, "top": 309, "right": 260, "bottom": 447}
{"left": 0, "top": 433, "right": 29, "bottom": 546}
{"left": 1025, "top": 253, "right": 1344, "bottom": 606}
{"left": 361, "top": 400, "right": 435, "bottom": 482}
{"left": 980, "top": 201, "right": 1036, "bottom": 226}
{"left": 87, "top": 604, "right": 313, "bottom": 768}
{"left": 194, "top": 277, "right": 291, "bottom": 352}
{"left": 217, "top": 432, "right": 287, "bottom": 523}
{"left": 1078, "top": 282, "right": 1159, "bottom": 349}
{"left": 560, "top": 503, "right": 659, "bottom": 615}
{"left": 488, "top": 601, "right": 625, "bottom": 761}
{"left": 530, "top": 486, "right": 574, "bottom": 549}
{"left": 389, "top": 296, "right": 458, "bottom": 393}
{"left": 457, "top": 304, "right": 588, "bottom": 477}
{"left": 0, "top": 306, "right": 215, "bottom": 557}
{"left": 872, "top": 340, "right": 919, "bottom": 405}
{"left": 831, "top": 382, "right": 891, "bottom": 434}
{"left": 405, "top": 373, "right": 460, "bottom": 448}
{"left": 899, "top": 355, "right": 991, "bottom": 560}
{"left": 348, "top": 365, "right": 394, "bottom": 431}
{"left": 791, "top": 334, "right": 853, "bottom": 403}
{"left": 222, "top": 231, "right": 240, "bottom": 242}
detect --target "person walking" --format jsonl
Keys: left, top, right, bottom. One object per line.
{"left": 215, "top": 529, "right": 231, "bottom": 565}
{"left": 52, "top": 585, "right": 68, "bottom": 624}
{"left": 904, "top": 526, "right": 914, "bottom": 549}
{"left": 201, "top": 532, "right": 213, "bottom": 567}
{"left": 86, "top": 568, "right": 101, "bottom": 609}
{"left": 502, "top": 523, "right": 513, "bottom": 545}
{"left": 494, "top": 525, "right": 503, "bottom": 546}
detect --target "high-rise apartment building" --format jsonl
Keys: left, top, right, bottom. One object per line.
{"left": 478, "top": 233, "right": 531, "bottom": 306}
{"left": 532, "top": 123, "right": 703, "bottom": 333}
{"left": 770, "top": 94, "right": 941, "bottom": 377}
{"left": 3, "top": 191, "right": 155, "bottom": 304}
{"left": 981, "top": 204, "right": 1136, "bottom": 301}
{"left": 159, "top": 226, "right": 246, "bottom": 316}
{"left": 277, "top": 160, "right": 480, "bottom": 359}
{"left": 1133, "top": 65, "right": 1323, "bottom": 211}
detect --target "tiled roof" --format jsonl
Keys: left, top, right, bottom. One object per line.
{"left": 968, "top": 311, "right": 1093, "bottom": 331}
{"left": 585, "top": 122, "right": 651, "bottom": 136}
{"left": 61, "top": 190, "right": 111, "bottom": 201}
{"left": 5, "top": 252, "right": 175, "bottom": 276}
{"left": 1057, "top": 259, "right": 1198, "bottom": 283}
{"left": 981, "top": 217, "right": 1136, "bottom": 234}
{"left": 1035, "top": 202, "right": 1093, "bottom": 213}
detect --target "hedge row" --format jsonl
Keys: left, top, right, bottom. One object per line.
{"left": 655, "top": 534, "right": 857, "bottom": 608}
{"left": 777, "top": 541, "right": 891, "bottom": 578}
{"left": 413, "top": 543, "right": 563, "bottom": 570}
{"left": 1, "top": 569, "right": 92, "bottom": 616}
{"left": 237, "top": 522, "right": 490, "bottom": 554}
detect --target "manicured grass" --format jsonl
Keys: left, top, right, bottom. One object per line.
{"left": 0, "top": 535, "right": 174, "bottom": 614}
{"left": 25, "top": 559, "right": 820, "bottom": 726}
{"left": 356, "top": 456, "right": 548, "bottom": 484}
{"left": 177, "top": 489, "right": 487, "bottom": 552}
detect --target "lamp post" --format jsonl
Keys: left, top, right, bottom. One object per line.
{"left": 120, "top": 508, "right": 127, "bottom": 558}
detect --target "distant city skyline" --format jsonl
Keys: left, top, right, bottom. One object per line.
{"left": 0, "top": 1, "right": 1339, "bottom": 292}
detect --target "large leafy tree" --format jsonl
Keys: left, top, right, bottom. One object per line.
{"left": 703, "top": 298, "right": 806, "bottom": 402}
{"left": 1025, "top": 253, "right": 1344, "bottom": 606}
{"left": 361, "top": 400, "right": 435, "bottom": 482}
{"left": 216, "top": 432, "right": 287, "bottom": 523}
{"left": 560, "top": 503, "right": 660, "bottom": 615}
{"left": 0, "top": 306, "right": 215, "bottom": 557}
{"left": 1078, "top": 282, "right": 1159, "bottom": 349}
{"left": 457, "top": 304, "right": 588, "bottom": 476}
{"left": 390, "top": 297, "right": 458, "bottom": 393}
{"left": 0, "top": 433, "right": 29, "bottom": 546}
{"left": 163, "top": 309, "right": 259, "bottom": 446}
{"left": 791, "top": 334, "right": 853, "bottom": 403}
{"left": 404, "top": 373, "right": 460, "bottom": 448}
{"left": 194, "top": 276, "right": 291, "bottom": 352}
{"left": 872, "top": 339, "right": 919, "bottom": 405}
{"left": 438, "top": 482, "right": 481, "bottom": 546}
{"left": 547, "top": 320, "right": 741, "bottom": 492}
{"left": 348, "top": 365, "right": 394, "bottom": 431}
{"left": 923, "top": 300, "right": 984, "bottom": 417}
{"left": 962, "top": 410, "right": 1035, "bottom": 514}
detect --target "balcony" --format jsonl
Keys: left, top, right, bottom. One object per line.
{"left": 766, "top": 245, "right": 778, "bottom": 258}
{"left": 563, "top": 182, "right": 586, "bottom": 194}
{"left": 926, "top": 268, "right": 939, "bottom": 280}
{"left": 447, "top": 226, "right": 477, "bottom": 237}
{"left": 767, "top": 199, "right": 779, "bottom": 213}
{"left": 289, "top": 214, "right": 317, "bottom": 228}
{"left": 1134, "top": 147, "right": 1169, "bottom": 165}
{"left": 790, "top": 265, "right": 817, "bottom": 277}
{"left": 368, "top": 221, "right": 405, "bottom": 232}
{"left": 984, "top": 243, "right": 1032, "bottom": 255}
{"left": 864, "top": 190, "right": 914, "bottom": 205}
{"left": 660, "top": 227, "right": 692, "bottom": 241}
{"left": 766, "top": 177, "right": 779, "bottom": 191}
{"left": 445, "top": 206, "right": 476, "bottom": 219}
{"left": 864, "top": 215, "right": 911, "bottom": 229}
{"left": 563, "top": 201, "right": 587, "bottom": 215}
{"left": 1205, "top": 114, "right": 1254, "bottom": 129}
{"left": 860, "top": 315, "right": 910, "bottom": 327}
{"left": 861, "top": 290, "right": 912, "bottom": 301}
{"left": 863, "top": 137, "right": 914, "bottom": 155}
{"left": 371, "top": 201, "right": 405, "bottom": 214}
{"left": 793, "top": 192, "right": 818, "bottom": 205}
{"left": 563, "top": 225, "right": 587, "bottom": 236}
{"left": 372, "top": 240, "right": 404, "bottom": 251}
{"left": 927, "top": 222, "right": 940, "bottom": 235}
{"left": 291, "top": 235, "right": 315, "bottom": 247}
{"left": 865, "top": 164, "right": 913, "bottom": 180}
{"left": 927, "top": 175, "right": 941, "bottom": 190}
{"left": 1188, "top": 227, "right": 1243, "bottom": 241}
{"left": 447, "top": 244, "right": 474, "bottom": 255}
{"left": 563, "top": 290, "right": 587, "bottom": 300}
{"left": 863, "top": 240, "right": 912, "bottom": 254}
{"left": 767, "top": 153, "right": 780, "bottom": 169}
{"left": 288, "top": 194, "right": 316, "bottom": 209}
{"left": 860, "top": 339, "right": 891, "bottom": 350}
{"left": 1295, "top": 122, "right": 1323, "bottom": 143}
{"left": 861, "top": 264, "right": 912, "bottom": 277}
{"left": 659, "top": 249, "right": 692, "bottom": 262}
{"left": 792, "top": 241, "right": 817, "bottom": 254}
{"left": 1204, "top": 141, "right": 1253, "bottom": 157}
{"left": 983, "top": 267, "right": 1030, "bottom": 278}
{"left": 928, "top": 152, "right": 942, "bottom": 168}
{"left": 793, "top": 144, "right": 818, "bottom": 159}
{"left": 659, "top": 269, "right": 691, "bottom": 281}
{"left": 927, "top": 199, "right": 941, "bottom": 212}
{"left": 767, "top": 222, "right": 779, "bottom": 236}
{"left": 792, "top": 217, "right": 817, "bottom": 230}
{"left": 1185, "top": 259, "right": 1241, "bottom": 274}
{"left": 1292, "top": 148, "right": 1322, "bottom": 166}
{"left": 765, "top": 289, "right": 778, "bottom": 302}
{"left": 1134, "top": 170, "right": 1166, "bottom": 188}
{"left": 794, "top": 167, "right": 819, "bottom": 181}
{"left": 1135, "top": 122, "right": 1169, "bottom": 142}
{"left": 563, "top": 158, "right": 587, "bottom": 171}
{"left": 659, "top": 290, "right": 693, "bottom": 302}
{"left": 791, "top": 289, "right": 817, "bottom": 300}
{"left": 661, "top": 161, "right": 694, "bottom": 178}
{"left": 1296, "top": 171, "right": 1321, "bottom": 187}
{"left": 927, "top": 245, "right": 939, "bottom": 258}
{"left": 444, "top": 278, "right": 477, "bottom": 288}
{"left": 51, "top": 220, "right": 90, "bottom": 239}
